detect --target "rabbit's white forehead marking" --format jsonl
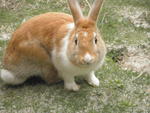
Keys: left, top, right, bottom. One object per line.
{"left": 75, "top": 32, "right": 88, "bottom": 38}
{"left": 75, "top": 33, "right": 79, "bottom": 38}
{"left": 93, "top": 32, "right": 96, "bottom": 37}
{"left": 83, "top": 32, "right": 88, "bottom": 37}
{"left": 67, "top": 23, "right": 75, "bottom": 30}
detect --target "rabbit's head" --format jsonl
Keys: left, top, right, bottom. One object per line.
{"left": 67, "top": 0, "right": 106, "bottom": 67}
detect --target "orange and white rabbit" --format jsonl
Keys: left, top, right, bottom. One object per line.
{"left": 0, "top": 0, "right": 106, "bottom": 91}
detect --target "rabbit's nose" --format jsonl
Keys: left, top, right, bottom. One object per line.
{"left": 83, "top": 53, "right": 94, "bottom": 64}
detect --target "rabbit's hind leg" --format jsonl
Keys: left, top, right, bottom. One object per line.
{"left": 41, "top": 65, "right": 61, "bottom": 84}
{"left": 0, "top": 69, "right": 26, "bottom": 85}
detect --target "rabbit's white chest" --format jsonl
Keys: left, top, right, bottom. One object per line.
{"left": 52, "top": 47, "right": 94, "bottom": 76}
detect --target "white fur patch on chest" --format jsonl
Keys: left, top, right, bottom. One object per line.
{"left": 52, "top": 23, "right": 76, "bottom": 74}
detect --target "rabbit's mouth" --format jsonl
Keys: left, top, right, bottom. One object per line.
{"left": 79, "top": 60, "right": 95, "bottom": 66}
{"left": 68, "top": 53, "right": 99, "bottom": 67}
{"left": 73, "top": 60, "right": 97, "bottom": 68}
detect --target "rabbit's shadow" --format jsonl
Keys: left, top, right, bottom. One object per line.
{"left": 1, "top": 76, "right": 63, "bottom": 89}
{"left": 1, "top": 76, "right": 86, "bottom": 90}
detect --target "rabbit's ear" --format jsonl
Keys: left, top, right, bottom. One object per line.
{"left": 68, "top": 0, "right": 83, "bottom": 24}
{"left": 88, "top": 0, "right": 104, "bottom": 22}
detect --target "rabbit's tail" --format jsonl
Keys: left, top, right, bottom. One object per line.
{"left": 0, "top": 69, "right": 25, "bottom": 85}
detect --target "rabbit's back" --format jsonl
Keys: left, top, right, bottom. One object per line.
{"left": 9, "top": 12, "right": 73, "bottom": 48}
{"left": 2, "top": 12, "right": 74, "bottom": 75}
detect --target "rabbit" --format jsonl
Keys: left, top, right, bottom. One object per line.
{"left": 0, "top": 0, "right": 106, "bottom": 91}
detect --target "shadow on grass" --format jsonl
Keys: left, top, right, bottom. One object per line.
{"left": 0, "top": 76, "right": 62, "bottom": 89}
{"left": 0, "top": 76, "right": 87, "bottom": 91}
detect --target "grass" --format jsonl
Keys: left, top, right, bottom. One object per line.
{"left": 0, "top": 0, "right": 150, "bottom": 113}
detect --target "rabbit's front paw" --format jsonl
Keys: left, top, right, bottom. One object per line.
{"left": 85, "top": 72, "right": 100, "bottom": 87}
{"left": 87, "top": 76, "right": 100, "bottom": 87}
{"left": 65, "top": 82, "right": 80, "bottom": 91}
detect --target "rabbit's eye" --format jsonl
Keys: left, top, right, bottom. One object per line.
{"left": 93, "top": 32, "right": 97, "bottom": 44}
{"left": 95, "top": 38, "right": 97, "bottom": 44}
{"left": 74, "top": 34, "right": 78, "bottom": 45}
{"left": 75, "top": 38, "right": 78, "bottom": 45}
